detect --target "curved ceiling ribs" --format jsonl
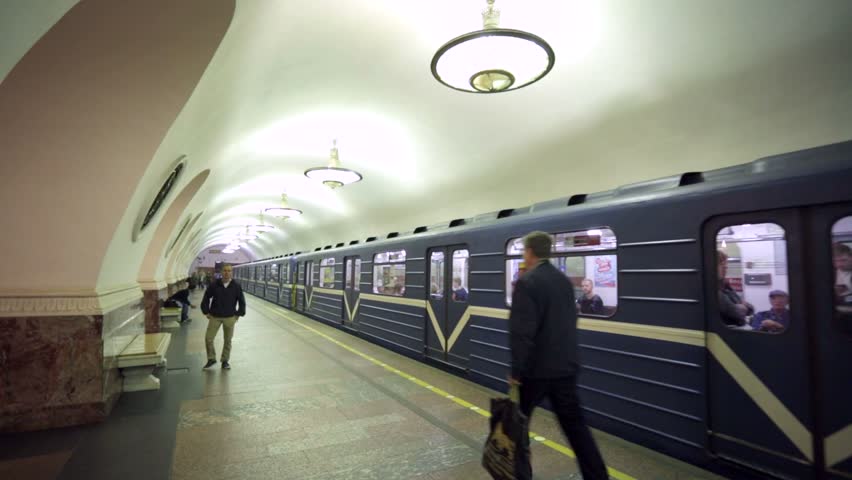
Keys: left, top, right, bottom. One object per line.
{"left": 1, "top": 0, "right": 851, "bottom": 289}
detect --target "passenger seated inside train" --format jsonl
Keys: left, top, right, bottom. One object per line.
{"left": 833, "top": 242, "right": 852, "bottom": 306}
{"left": 430, "top": 282, "right": 443, "bottom": 298}
{"left": 452, "top": 277, "right": 468, "bottom": 302}
{"left": 750, "top": 290, "right": 789, "bottom": 333}
{"left": 717, "top": 251, "right": 754, "bottom": 326}
{"left": 577, "top": 278, "right": 604, "bottom": 315}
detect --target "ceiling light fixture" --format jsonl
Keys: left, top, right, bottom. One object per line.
{"left": 237, "top": 226, "right": 258, "bottom": 241}
{"left": 265, "top": 193, "right": 303, "bottom": 219}
{"left": 431, "top": 0, "right": 555, "bottom": 93}
{"left": 248, "top": 224, "right": 276, "bottom": 234}
{"left": 304, "top": 139, "right": 362, "bottom": 189}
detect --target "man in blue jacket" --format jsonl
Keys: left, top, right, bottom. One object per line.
{"left": 509, "top": 231, "right": 607, "bottom": 479}
{"left": 201, "top": 264, "right": 246, "bottom": 370}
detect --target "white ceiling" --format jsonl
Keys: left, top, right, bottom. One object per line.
{"left": 3, "top": 0, "right": 852, "bottom": 287}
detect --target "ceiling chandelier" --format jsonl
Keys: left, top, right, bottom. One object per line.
{"left": 265, "top": 193, "right": 302, "bottom": 218}
{"left": 245, "top": 211, "right": 278, "bottom": 235}
{"left": 247, "top": 224, "right": 276, "bottom": 234}
{"left": 237, "top": 226, "right": 258, "bottom": 241}
{"left": 431, "top": 0, "right": 555, "bottom": 93}
{"left": 304, "top": 139, "right": 363, "bottom": 189}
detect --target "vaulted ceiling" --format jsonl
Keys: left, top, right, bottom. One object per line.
{"left": 2, "top": 0, "right": 851, "bottom": 291}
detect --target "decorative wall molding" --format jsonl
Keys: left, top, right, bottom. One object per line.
{"left": 137, "top": 280, "right": 168, "bottom": 291}
{"left": 98, "top": 285, "right": 144, "bottom": 313}
{"left": 0, "top": 284, "right": 143, "bottom": 317}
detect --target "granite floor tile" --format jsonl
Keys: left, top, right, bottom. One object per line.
{"left": 0, "top": 451, "right": 71, "bottom": 480}
{"left": 0, "top": 294, "right": 726, "bottom": 480}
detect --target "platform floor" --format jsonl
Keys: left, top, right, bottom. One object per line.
{"left": 0, "top": 293, "right": 725, "bottom": 480}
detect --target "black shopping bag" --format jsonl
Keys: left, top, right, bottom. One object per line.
{"left": 482, "top": 385, "right": 532, "bottom": 480}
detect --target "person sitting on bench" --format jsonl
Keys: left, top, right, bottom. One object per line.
{"left": 167, "top": 285, "right": 196, "bottom": 323}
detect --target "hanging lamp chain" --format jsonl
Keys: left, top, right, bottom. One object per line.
{"left": 328, "top": 139, "right": 340, "bottom": 168}
{"left": 482, "top": 0, "right": 500, "bottom": 29}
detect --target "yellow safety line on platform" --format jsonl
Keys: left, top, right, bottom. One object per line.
{"left": 254, "top": 303, "right": 636, "bottom": 480}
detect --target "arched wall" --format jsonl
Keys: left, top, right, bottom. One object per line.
{"left": 0, "top": 0, "right": 235, "bottom": 294}
{"left": 138, "top": 170, "right": 211, "bottom": 283}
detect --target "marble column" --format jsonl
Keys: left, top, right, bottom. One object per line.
{"left": 0, "top": 289, "right": 144, "bottom": 432}
{"left": 142, "top": 289, "right": 165, "bottom": 333}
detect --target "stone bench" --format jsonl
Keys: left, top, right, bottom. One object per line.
{"left": 117, "top": 333, "right": 171, "bottom": 392}
{"left": 160, "top": 307, "right": 181, "bottom": 329}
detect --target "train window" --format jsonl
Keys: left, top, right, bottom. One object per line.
{"left": 280, "top": 262, "right": 290, "bottom": 285}
{"left": 305, "top": 261, "right": 313, "bottom": 286}
{"left": 553, "top": 229, "right": 617, "bottom": 252}
{"left": 320, "top": 258, "right": 335, "bottom": 288}
{"left": 345, "top": 259, "right": 353, "bottom": 288}
{"left": 269, "top": 263, "right": 279, "bottom": 283}
{"left": 256, "top": 265, "right": 264, "bottom": 282}
{"left": 373, "top": 250, "right": 406, "bottom": 296}
{"left": 832, "top": 216, "right": 852, "bottom": 326}
{"left": 452, "top": 249, "right": 469, "bottom": 302}
{"left": 506, "top": 238, "right": 524, "bottom": 255}
{"left": 505, "top": 231, "right": 618, "bottom": 317}
{"left": 716, "top": 223, "right": 790, "bottom": 333}
{"left": 430, "top": 251, "right": 445, "bottom": 299}
{"left": 354, "top": 258, "right": 362, "bottom": 292}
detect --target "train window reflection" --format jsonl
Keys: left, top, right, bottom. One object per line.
{"left": 716, "top": 223, "right": 789, "bottom": 333}
{"left": 354, "top": 258, "right": 361, "bottom": 292}
{"left": 270, "top": 263, "right": 279, "bottom": 283}
{"left": 374, "top": 250, "right": 406, "bottom": 296}
{"left": 452, "top": 249, "right": 469, "bottom": 302}
{"left": 832, "top": 216, "right": 852, "bottom": 322}
{"left": 504, "top": 231, "right": 618, "bottom": 317}
{"left": 430, "top": 251, "right": 445, "bottom": 299}
{"left": 320, "top": 258, "right": 335, "bottom": 288}
{"left": 280, "top": 262, "right": 290, "bottom": 285}
{"left": 345, "top": 259, "right": 353, "bottom": 288}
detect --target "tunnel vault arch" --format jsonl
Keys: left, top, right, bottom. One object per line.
{"left": 138, "top": 170, "right": 211, "bottom": 285}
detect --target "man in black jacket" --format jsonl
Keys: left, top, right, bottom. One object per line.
{"left": 509, "top": 231, "right": 607, "bottom": 479}
{"left": 201, "top": 264, "right": 246, "bottom": 370}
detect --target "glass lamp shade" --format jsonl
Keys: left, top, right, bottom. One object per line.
{"left": 247, "top": 224, "right": 276, "bottom": 233}
{"left": 431, "top": 29, "right": 554, "bottom": 93}
{"left": 304, "top": 166, "right": 362, "bottom": 189}
{"left": 264, "top": 206, "right": 302, "bottom": 218}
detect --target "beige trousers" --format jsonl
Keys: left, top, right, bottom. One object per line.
{"left": 205, "top": 316, "right": 237, "bottom": 362}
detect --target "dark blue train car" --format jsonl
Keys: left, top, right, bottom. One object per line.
{"left": 235, "top": 140, "right": 852, "bottom": 480}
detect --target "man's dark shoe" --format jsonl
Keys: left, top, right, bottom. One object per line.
{"left": 203, "top": 360, "right": 216, "bottom": 369}
{"left": 222, "top": 361, "right": 231, "bottom": 370}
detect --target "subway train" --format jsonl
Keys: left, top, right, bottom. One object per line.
{"left": 233, "top": 140, "right": 852, "bottom": 480}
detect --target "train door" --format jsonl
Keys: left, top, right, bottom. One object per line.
{"left": 278, "top": 261, "right": 290, "bottom": 308}
{"left": 302, "top": 260, "right": 313, "bottom": 312}
{"left": 257, "top": 265, "right": 266, "bottom": 298}
{"left": 808, "top": 202, "right": 852, "bottom": 480}
{"left": 291, "top": 260, "right": 299, "bottom": 309}
{"left": 704, "top": 210, "right": 815, "bottom": 479}
{"left": 343, "top": 256, "right": 361, "bottom": 327}
{"left": 426, "top": 246, "right": 471, "bottom": 369}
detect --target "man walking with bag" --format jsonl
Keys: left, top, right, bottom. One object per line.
{"left": 201, "top": 264, "right": 246, "bottom": 370}
{"left": 508, "top": 231, "right": 608, "bottom": 479}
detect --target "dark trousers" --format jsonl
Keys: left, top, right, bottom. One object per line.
{"left": 179, "top": 302, "right": 189, "bottom": 322}
{"left": 520, "top": 376, "right": 608, "bottom": 480}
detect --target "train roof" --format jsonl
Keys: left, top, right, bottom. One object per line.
{"left": 242, "top": 139, "right": 852, "bottom": 265}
